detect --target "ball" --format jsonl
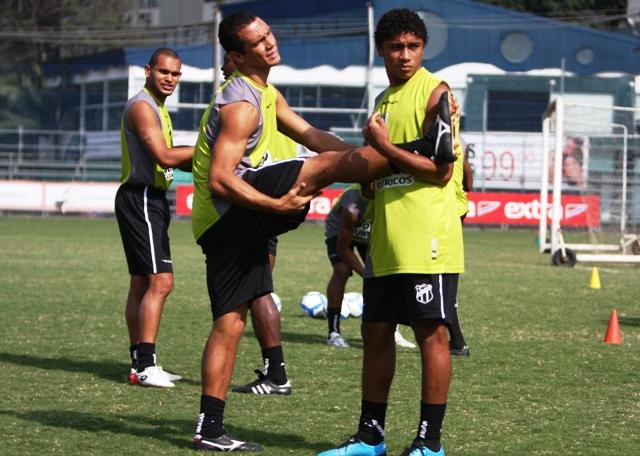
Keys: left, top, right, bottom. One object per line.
{"left": 271, "top": 292, "right": 282, "bottom": 313}
{"left": 300, "top": 291, "right": 327, "bottom": 318}
{"left": 343, "top": 291, "right": 363, "bottom": 318}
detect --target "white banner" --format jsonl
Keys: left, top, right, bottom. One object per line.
{"left": 0, "top": 180, "right": 118, "bottom": 213}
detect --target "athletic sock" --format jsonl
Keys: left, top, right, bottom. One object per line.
{"left": 326, "top": 307, "right": 341, "bottom": 334}
{"left": 395, "top": 136, "right": 435, "bottom": 159}
{"left": 356, "top": 399, "right": 387, "bottom": 445}
{"left": 262, "top": 345, "right": 287, "bottom": 385}
{"left": 129, "top": 344, "right": 139, "bottom": 370}
{"left": 137, "top": 342, "right": 156, "bottom": 372}
{"left": 416, "top": 402, "right": 447, "bottom": 452}
{"left": 449, "top": 301, "right": 467, "bottom": 349}
{"left": 197, "top": 395, "right": 225, "bottom": 438}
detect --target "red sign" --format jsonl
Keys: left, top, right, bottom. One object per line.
{"left": 175, "top": 185, "right": 344, "bottom": 219}
{"left": 176, "top": 186, "right": 600, "bottom": 227}
{"left": 465, "top": 192, "right": 600, "bottom": 227}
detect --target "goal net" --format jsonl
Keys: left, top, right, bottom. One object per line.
{"left": 539, "top": 96, "right": 640, "bottom": 264}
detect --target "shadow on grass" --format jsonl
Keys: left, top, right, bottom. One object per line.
{"left": 243, "top": 329, "right": 364, "bottom": 349}
{"left": 0, "top": 352, "right": 199, "bottom": 385}
{"left": 0, "top": 409, "right": 327, "bottom": 452}
{"left": 618, "top": 316, "right": 640, "bottom": 328}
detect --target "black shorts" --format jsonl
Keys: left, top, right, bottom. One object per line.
{"left": 325, "top": 235, "right": 367, "bottom": 266}
{"left": 267, "top": 237, "right": 278, "bottom": 256}
{"left": 198, "top": 159, "right": 308, "bottom": 319}
{"left": 115, "top": 183, "right": 172, "bottom": 275}
{"left": 363, "top": 273, "right": 459, "bottom": 326}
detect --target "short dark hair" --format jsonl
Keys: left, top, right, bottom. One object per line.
{"left": 147, "top": 47, "right": 180, "bottom": 67}
{"left": 219, "top": 11, "right": 257, "bottom": 53}
{"left": 374, "top": 8, "right": 428, "bottom": 49}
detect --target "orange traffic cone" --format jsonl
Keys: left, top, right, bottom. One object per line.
{"left": 603, "top": 309, "right": 622, "bottom": 345}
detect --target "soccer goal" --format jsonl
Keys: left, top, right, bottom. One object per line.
{"left": 539, "top": 96, "right": 640, "bottom": 265}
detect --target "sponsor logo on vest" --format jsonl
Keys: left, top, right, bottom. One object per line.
{"left": 414, "top": 283, "right": 433, "bottom": 305}
{"left": 376, "top": 174, "right": 415, "bottom": 190}
{"left": 353, "top": 222, "right": 371, "bottom": 242}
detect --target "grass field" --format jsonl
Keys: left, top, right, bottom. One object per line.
{"left": 1, "top": 216, "right": 639, "bottom": 455}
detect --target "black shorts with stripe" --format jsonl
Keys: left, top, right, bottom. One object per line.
{"left": 115, "top": 183, "right": 172, "bottom": 275}
{"left": 197, "top": 160, "right": 308, "bottom": 319}
{"left": 363, "top": 273, "right": 459, "bottom": 326}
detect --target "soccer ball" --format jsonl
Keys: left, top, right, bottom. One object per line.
{"left": 271, "top": 292, "right": 282, "bottom": 313}
{"left": 343, "top": 292, "right": 363, "bottom": 318}
{"left": 300, "top": 291, "right": 327, "bottom": 318}
{"left": 340, "top": 298, "right": 351, "bottom": 320}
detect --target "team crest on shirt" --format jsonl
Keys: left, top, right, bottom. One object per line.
{"left": 164, "top": 167, "right": 174, "bottom": 180}
{"left": 415, "top": 283, "right": 433, "bottom": 305}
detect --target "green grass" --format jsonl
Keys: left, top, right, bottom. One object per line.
{"left": 1, "top": 216, "right": 639, "bottom": 455}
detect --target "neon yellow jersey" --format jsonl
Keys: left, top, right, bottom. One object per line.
{"left": 191, "top": 71, "right": 279, "bottom": 240}
{"left": 366, "top": 68, "right": 464, "bottom": 276}
{"left": 270, "top": 131, "right": 298, "bottom": 161}
{"left": 120, "top": 87, "right": 174, "bottom": 190}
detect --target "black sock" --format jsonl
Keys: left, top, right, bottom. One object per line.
{"left": 395, "top": 136, "right": 435, "bottom": 159}
{"left": 262, "top": 346, "right": 287, "bottom": 385}
{"left": 326, "top": 308, "right": 341, "bottom": 334}
{"left": 357, "top": 400, "right": 387, "bottom": 445}
{"left": 137, "top": 342, "right": 156, "bottom": 371}
{"left": 197, "top": 395, "right": 225, "bottom": 438}
{"left": 448, "top": 301, "right": 466, "bottom": 349}
{"left": 129, "top": 344, "right": 138, "bottom": 370}
{"left": 416, "top": 402, "right": 447, "bottom": 452}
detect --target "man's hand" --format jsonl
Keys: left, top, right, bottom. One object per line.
{"left": 274, "top": 182, "right": 318, "bottom": 214}
{"left": 363, "top": 112, "right": 392, "bottom": 155}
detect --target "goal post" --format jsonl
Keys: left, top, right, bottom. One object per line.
{"left": 539, "top": 96, "right": 640, "bottom": 264}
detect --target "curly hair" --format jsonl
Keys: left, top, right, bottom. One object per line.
{"left": 219, "top": 11, "right": 257, "bottom": 53}
{"left": 374, "top": 8, "right": 428, "bottom": 49}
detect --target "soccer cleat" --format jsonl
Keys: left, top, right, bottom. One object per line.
{"left": 328, "top": 331, "right": 350, "bottom": 348}
{"left": 394, "top": 330, "right": 416, "bottom": 349}
{"left": 396, "top": 92, "right": 458, "bottom": 165}
{"left": 449, "top": 344, "right": 470, "bottom": 357}
{"left": 231, "top": 370, "right": 292, "bottom": 395}
{"left": 399, "top": 440, "right": 444, "bottom": 456}
{"left": 128, "top": 368, "right": 141, "bottom": 385}
{"left": 193, "top": 429, "right": 262, "bottom": 452}
{"left": 157, "top": 366, "right": 182, "bottom": 382}
{"left": 318, "top": 435, "right": 387, "bottom": 456}
{"left": 136, "top": 365, "right": 175, "bottom": 388}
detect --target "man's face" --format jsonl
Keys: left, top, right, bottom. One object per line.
{"left": 234, "top": 17, "right": 281, "bottom": 70}
{"left": 145, "top": 54, "right": 182, "bottom": 97}
{"left": 378, "top": 33, "right": 425, "bottom": 85}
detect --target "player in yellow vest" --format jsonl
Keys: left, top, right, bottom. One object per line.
{"left": 115, "top": 48, "right": 193, "bottom": 388}
{"left": 320, "top": 9, "right": 463, "bottom": 456}
{"left": 449, "top": 143, "right": 474, "bottom": 356}
{"left": 191, "top": 12, "right": 457, "bottom": 452}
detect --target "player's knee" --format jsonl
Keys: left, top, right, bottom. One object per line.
{"left": 148, "top": 273, "right": 174, "bottom": 297}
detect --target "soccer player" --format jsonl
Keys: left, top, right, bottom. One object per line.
{"left": 222, "top": 52, "right": 296, "bottom": 395}
{"left": 115, "top": 48, "right": 193, "bottom": 388}
{"left": 449, "top": 143, "right": 474, "bottom": 356}
{"left": 319, "top": 8, "right": 463, "bottom": 456}
{"left": 324, "top": 183, "right": 374, "bottom": 347}
{"left": 190, "top": 11, "right": 455, "bottom": 452}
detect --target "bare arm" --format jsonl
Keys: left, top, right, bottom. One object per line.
{"left": 336, "top": 210, "right": 365, "bottom": 277}
{"left": 128, "top": 101, "right": 193, "bottom": 168}
{"left": 275, "top": 90, "right": 352, "bottom": 152}
{"left": 209, "top": 101, "right": 313, "bottom": 214}
{"left": 363, "top": 113, "right": 452, "bottom": 185}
